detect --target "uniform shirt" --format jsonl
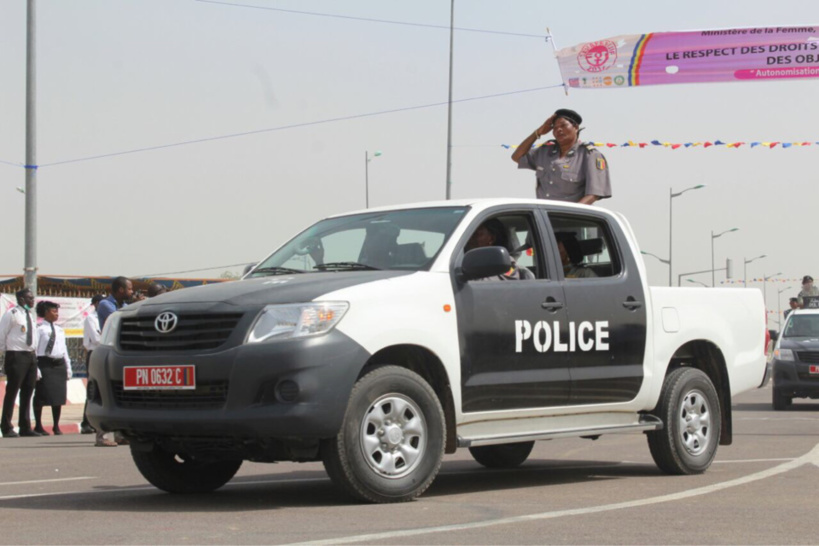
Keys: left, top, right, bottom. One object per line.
{"left": 0, "top": 305, "right": 37, "bottom": 353}
{"left": 564, "top": 264, "right": 598, "bottom": 279}
{"left": 35, "top": 321, "right": 72, "bottom": 378}
{"left": 797, "top": 285, "right": 819, "bottom": 306}
{"left": 83, "top": 311, "right": 101, "bottom": 352}
{"left": 517, "top": 140, "right": 612, "bottom": 202}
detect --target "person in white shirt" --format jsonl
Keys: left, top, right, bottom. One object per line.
{"left": 80, "top": 294, "right": 103, "bottom": 435}
{"left": 32, "top": 301, "right": 72, "bottom": 436}
{"left": 0, "top": 288, "right": 40, "bottom": 438}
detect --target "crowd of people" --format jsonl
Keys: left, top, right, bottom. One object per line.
{"left": 0, "top": 277, "right": 167, "bottom": 444}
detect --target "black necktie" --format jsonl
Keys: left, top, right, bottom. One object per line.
{"left": 46, "top": 322, "right": 56, "bottom": 355}
{"left": 25, "top": 310, "right": 33, "bottom": 347}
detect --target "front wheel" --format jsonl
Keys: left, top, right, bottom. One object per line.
{"left": 322, "top": 366, "right": 445, "bottom": 503}
{"left": 772, "top": 388, "right": 792, "bottom": 411}
{"left": 469, "top": 442, "right": 534, "bottom": 468}
{"left": 131, "top": 445, "right": 242, "bottom": 493}
{"left": 647, "top": 367, "right": 721, "bottom": 475}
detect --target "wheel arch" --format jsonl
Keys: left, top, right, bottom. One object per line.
{"left": 357, "top": 344, "right": 457, "bottom": 454}
{"left": 665, "top": 340, "right": 732, "bottom": 446}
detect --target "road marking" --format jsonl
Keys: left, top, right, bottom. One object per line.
{"left": 713, "top": 458, "right": 795, "bottom": 464}
{"left": 0, "top": 477, "right": 95, "bottom": 487}
{"left": 288, "top": 443, "right": 819, "bottom": 546}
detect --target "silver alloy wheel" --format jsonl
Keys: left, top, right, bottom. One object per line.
{"left": 359, "top": 393, "right": 427, "bottom": 479}
{"left": 678, "top": 388, "right": 711, "bottom": 456}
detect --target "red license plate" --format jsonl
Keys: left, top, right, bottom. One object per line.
{"left": 123, "top": 365, "right": 196, "bottom": 390}
{"left": 810, "top": 365, "right": 819, "bottom": 375}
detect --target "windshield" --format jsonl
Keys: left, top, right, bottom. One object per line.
{"left": 783, "top": 315, "right": 819, "bottom": 338}
{"left": 249, "top": 207, "right": 469, "bottom": 275}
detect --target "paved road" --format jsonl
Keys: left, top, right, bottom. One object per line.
{"left": 1, "top": 385, "right": 817, "bottom": 545}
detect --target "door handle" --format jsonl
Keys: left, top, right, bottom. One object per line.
{"left": 622, "top": 298, "right": 643, "bottom": 310}
{"left": 541, "top": 299, "right": 564, "bottom": 312}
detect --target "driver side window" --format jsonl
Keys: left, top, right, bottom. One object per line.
{"left": 464, "top": 213, "right": 546, "bottom": 280}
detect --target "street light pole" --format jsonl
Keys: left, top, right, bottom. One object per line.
{"left": 364, "top": 150, "right": 382, "bottom": 208}
{"left": 24, "top": 0, "right": 38, "bottom": 295}
{"left": 763, "top": 272, "right": 782, "bottom": 312}
{"left": 743, "top": 254, "right": 766, "bottom": 288}
{"left": 711, "top": 227, "right": 739, "bottom": 287}
{"left": 669, "top": 184, "right": 706, "bottom": 287}
{"left": 444, "top": 0, "right": 454, "bottom": 200}
{"left": 777, "top": 286, "right": 793, "bottom": 328}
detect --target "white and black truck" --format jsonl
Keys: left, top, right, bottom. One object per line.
{"left": 88, "top": 199, "right": 767, "bottom": 503}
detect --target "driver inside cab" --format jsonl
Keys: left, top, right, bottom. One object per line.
{"left": 465, "top": 219, "right": 534, "bottom": 281}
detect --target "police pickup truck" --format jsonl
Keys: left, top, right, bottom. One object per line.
{"left": 88, "top": 199, "right": 767, "bottom": 503}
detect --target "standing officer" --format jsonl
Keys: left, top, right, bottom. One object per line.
{"left": 0, "top": 288, "right": 42, "bottom": 437}
{"left": 797, "top": 275, "right": 819, "bottom": 308}
{"left": 511, "top": 109, "right": 611, "bottom": 204}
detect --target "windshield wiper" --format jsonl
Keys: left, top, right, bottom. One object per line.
{"left": 314, "top": 262, "right": 381, "bottom": 271}
{"left": 251, "top": 266, "right": 306, "bottom": 276}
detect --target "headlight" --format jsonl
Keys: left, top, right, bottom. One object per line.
{"left": 246, "top": 302, "right": 349, "bottom": 344}
{"left": 99, "top": 312, "right": 122, "bottom": 347}
{"left": 774, "top": 348, "right": 795, "bottom": 361}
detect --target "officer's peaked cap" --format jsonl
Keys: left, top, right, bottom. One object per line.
{"left": 554, "top": 109, "right": 582, "bottom": 126}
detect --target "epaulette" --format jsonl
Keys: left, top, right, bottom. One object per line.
{"left": 10, "top": 308, "right": 18, "bottom": 314}
{"left": 583, "top": 142, "right": 596, "bottom": 152}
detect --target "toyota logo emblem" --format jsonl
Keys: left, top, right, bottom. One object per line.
{"left": 155, "top": 312, "right": 178, "bottom": 334}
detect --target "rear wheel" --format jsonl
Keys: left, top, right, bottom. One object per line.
{"left": 131, "top": 445, "right": 242, "bottom": 493}
{"left": 772, "top": 388, "right": 792, "bottom": 411}
{"left": 647, "top": 367, "right": 721, "bottom": 475}
{"left": 469, "top": 441, "right": 534, "bottom": 468}
{"left": 322, "top": 366, "right": 445, "bottom": 503}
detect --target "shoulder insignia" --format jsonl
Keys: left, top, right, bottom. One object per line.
{"left": 11, "top": 308, "right": 18, "bottom": 314}
{"left": 584, "top": 142, "right": 596, "bottom": 152}
{"left": 596, "top": 157, "right": 607, "bottom": 171}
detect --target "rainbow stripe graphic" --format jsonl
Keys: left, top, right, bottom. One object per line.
{"left": 628, "top": 33, "right": 653, "bottom": 86}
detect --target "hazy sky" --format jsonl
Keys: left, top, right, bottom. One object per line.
{"left": 1, "top": 0, "right": 817, "bottom": 321}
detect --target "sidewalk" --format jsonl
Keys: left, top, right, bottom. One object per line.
{"left": 0, "top": 377, "right": 88, "bottom": 435}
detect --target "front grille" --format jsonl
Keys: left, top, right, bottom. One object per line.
{"left": 112, "top": 380, "right": 229, "bottom": 409}
{"left": 119, "top": 313, "right": 243, "bottom": 352}
{"left": 797, "top": 351, "right": 819, "bottom": 364}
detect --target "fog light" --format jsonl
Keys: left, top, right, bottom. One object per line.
{"left": 276, "top": 380, "right": 300, "bottom": 403}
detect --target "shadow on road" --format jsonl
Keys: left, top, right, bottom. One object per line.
{"left": 0, "top": 459, "right": 662, "bottom": 512}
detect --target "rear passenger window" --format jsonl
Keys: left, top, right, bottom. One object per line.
{"left": 548, "top": 214, "right": 621, "bottom": 279}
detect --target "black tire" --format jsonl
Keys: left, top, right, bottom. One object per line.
{"left": 647, "top": 367, "right": 721, "bottom": 475}
{"left": 322, "top": 366, "right": 445, "bottom": 503}
{"left": 131, "top": 445, "right": 242, "bottom": 494}
{"left": 772, "top": 388, "right": 792, "bottom": 411}
{"left": 469, "top": 441, "right": 534, "bottom": 469}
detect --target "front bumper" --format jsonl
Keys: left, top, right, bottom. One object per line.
{"left": 86, "top": 329, "right": 370, "bottom": 441}
{"left": 771, "top": 359, "right": 819, "bottom": 398}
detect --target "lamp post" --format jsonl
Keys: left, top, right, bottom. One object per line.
{"left": 777, "top": 286, "right": 793, "bottom": 328}
{"left": 687, "top": 279, "right": 709, "bottom": 288}
{"left": 743, "top": 255, "right": 766, "bottom": 288}
{"left": 641, "top": 250, "right": 670, "bottom": 270}
{"left": 669, "top": 184, "right": 706, "bottom": 286}
{"left": 364, "top": 150, "right": 382, "bottom": 208}
{"left": 763, "top": 272, "right": 782, "bottom": 312}
{"left": 24, "top": 0, "right": 38, "bottom": 294}
{"left": 445, "top": 0, "right": 454, "bottom": 199}
{"left": 711, "top": 227, "right": 739, "bottom": 286}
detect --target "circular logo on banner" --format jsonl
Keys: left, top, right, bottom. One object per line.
{"left": 577, "top": 40, "right": 618, "bottom": 73}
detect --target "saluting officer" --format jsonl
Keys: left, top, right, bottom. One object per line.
{"left": 511, "top": 109, "right": 611, "bottom": 205}
{"left": 0, "top": 288, "right": 41, "bottom": 438}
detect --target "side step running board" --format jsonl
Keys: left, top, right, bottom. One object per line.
{"left": 457, "top": 415, "right": 664, "bottom": 448}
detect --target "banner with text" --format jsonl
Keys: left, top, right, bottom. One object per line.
{"left": 557, "top": 26, "right": 819, "bottom": 89}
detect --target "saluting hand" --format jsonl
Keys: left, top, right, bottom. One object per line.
{"left": 536, "top": 114, "right": 557, "bottom": 138}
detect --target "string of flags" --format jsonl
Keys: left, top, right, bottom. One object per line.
{"left": 501, "top": 141, "right": 818, "bottom": 150}
{"left": 720, "top": 278, "right": 805, "bottom": 285}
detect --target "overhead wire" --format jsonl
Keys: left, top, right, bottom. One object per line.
{"left": 36, "top": 84, "right": 564, "bottom": 168}
{"left": 195, "top": 0, "right": 548, "bottom": 39}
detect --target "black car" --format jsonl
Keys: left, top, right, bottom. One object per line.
{"left": 771, "top": 310, "right": 819, "bottom": 410}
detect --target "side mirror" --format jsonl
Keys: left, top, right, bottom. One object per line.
{"left": 460, "top": 247, "right": 512, "bottom": 281}
{"left": 769, "top": 329, "right": 779, "bottom": 343}
{"left": 242, "top": 263, "right": 257, "bottom": 277}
